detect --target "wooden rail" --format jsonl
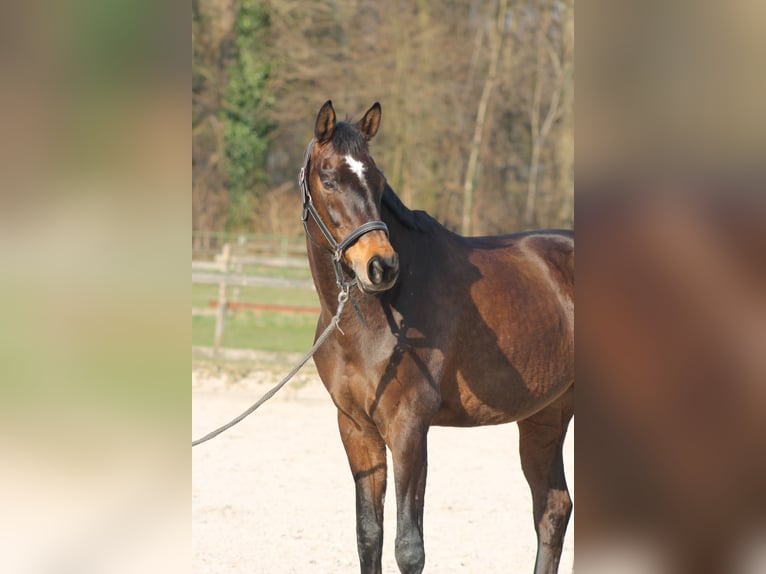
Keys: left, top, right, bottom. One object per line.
{"left": 192, "top": 242, "right": 316, "bottom": 351}
{"left": 192, "top": 272, "right": 314, "bottom": 290}
{"left": 207, "top": 301, "right": 320, "bottom": 314}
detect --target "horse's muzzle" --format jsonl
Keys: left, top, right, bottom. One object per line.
{"left": 363, "top": 253, "right": 399, "bottom": 292}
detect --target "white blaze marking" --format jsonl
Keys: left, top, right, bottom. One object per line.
{"left": 345, "top": 155, "right": 367, "bottom": 187}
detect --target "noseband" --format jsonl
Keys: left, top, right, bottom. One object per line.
{"left": 299, "top": 139, "right": 389, "bottom": 290}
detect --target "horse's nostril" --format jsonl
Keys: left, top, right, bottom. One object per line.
{"left": 367, "top": 254, "right": 399, "bottom": 287}
{"left": 368, "top": 256, "right": 384, "bottom": 285}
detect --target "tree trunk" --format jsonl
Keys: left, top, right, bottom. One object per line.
{"left": 557, "top": 0, "right": 575, "bottom": 227}
{"left": 461, "top": 0, "right": 508, "bottom": 236}
{"left": 524, "top": 1, "right": 562, "bottom": 227}
{"left": 525, "top": 140, "right": 543, "bottom": 227}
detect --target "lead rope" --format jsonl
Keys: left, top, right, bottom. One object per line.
{"left": 192, "top": 287, "right": 349, "bottom": 447}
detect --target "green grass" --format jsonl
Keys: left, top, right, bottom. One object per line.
{"left": 192, "top": 311, "right": 318, "bottom": 353}
{"left": 192, "top": 275, "right": 323, "bottom": 353}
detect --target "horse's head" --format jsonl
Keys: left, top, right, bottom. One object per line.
{"left": 304, "top": 100, "right": 399, "bottom": 293}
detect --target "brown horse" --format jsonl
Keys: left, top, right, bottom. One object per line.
{"left": 301, "top": 100, "right": 574, "bottom": 574}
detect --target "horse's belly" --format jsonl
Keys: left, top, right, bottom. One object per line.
{"left": 431, "top": 344, "right": 573, "bottom": 427}
{"left": 431, "top": 275, "right": 573, "bottom": 426}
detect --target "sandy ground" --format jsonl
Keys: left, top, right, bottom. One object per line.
{"left": 192, "top": 357, "right": 574, "bottom": 573}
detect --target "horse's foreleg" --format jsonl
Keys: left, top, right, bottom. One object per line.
{"left": 518, "top": 386, "right": 574, "bottom": 574}
{"left": 338, "top": 410, "right": 388, "bottom": 574}
{"left": 389, "top": 423, "right": 429, "bottom": 574}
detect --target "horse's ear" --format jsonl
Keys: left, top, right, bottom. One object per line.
{"left": 314, "top": 100, "right": 336, "bottom": 143}
{"left": 357, "top": 102, "right": 381, "bottom": 141}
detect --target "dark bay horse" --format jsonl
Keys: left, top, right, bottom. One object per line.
{"left": 301, "top": 100, "right": 574, "bottom": 574}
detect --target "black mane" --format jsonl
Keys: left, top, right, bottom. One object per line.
{"left": 330, "top": 122, "right": 368, "bottom": 157}
{"left": 381, "top": 184, "right": 438, "bottom": 233}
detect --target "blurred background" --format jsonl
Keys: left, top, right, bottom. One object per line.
{"left": 576, "top": 2, "right": 766, "bottom": 573}
{"left": 0, "top": 1, "right": 189, "bottom": 573}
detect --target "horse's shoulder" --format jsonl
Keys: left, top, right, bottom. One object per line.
{"left": 462, "top": 229, "right": 572, "bottom": 252}
{"left": 463, "top": 230, "right": 573, "bottom": 284}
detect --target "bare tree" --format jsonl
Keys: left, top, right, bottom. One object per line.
{"left": 556, "top": 0, "right": 574, "bottom": 226}
{"left": 523, "top": 0, "right": 565, "bottom": 226}
{"left": 191, "top": 0, "right": 574, "bottom": 236}
{"left": 461, "top": 0, "right": 509, "bottom": 236}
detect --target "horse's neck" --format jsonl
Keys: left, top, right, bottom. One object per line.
{"left": 306, "top": 240, "right": 344, "bottom": 312}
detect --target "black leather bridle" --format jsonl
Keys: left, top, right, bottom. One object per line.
{"left": 299, "top": 139, "right": 389, "bottom": 290}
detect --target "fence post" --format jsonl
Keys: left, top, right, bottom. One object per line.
{"left": 213, "top": 243, "right": 230, "bottom": 351}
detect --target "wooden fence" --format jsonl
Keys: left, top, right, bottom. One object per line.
{"left": 192, "top": 240, "right": 317, "bottom": 350}
{"left": 192, "top": 231, "right": 306, "bottom": 261}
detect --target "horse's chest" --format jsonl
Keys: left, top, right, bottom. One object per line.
{"left": 318, "top": 340, "right": 444, "bottom": 418}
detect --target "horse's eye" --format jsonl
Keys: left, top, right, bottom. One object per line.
{"left": 322, "top": 179, "right": 338, "bottom": 191}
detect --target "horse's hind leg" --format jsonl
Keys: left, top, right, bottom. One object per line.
{"left": 338, "top": 410, "right": 388, "bottom": 574}
{"left": 518, "top": 386, "right": 574, "bottom": 574}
